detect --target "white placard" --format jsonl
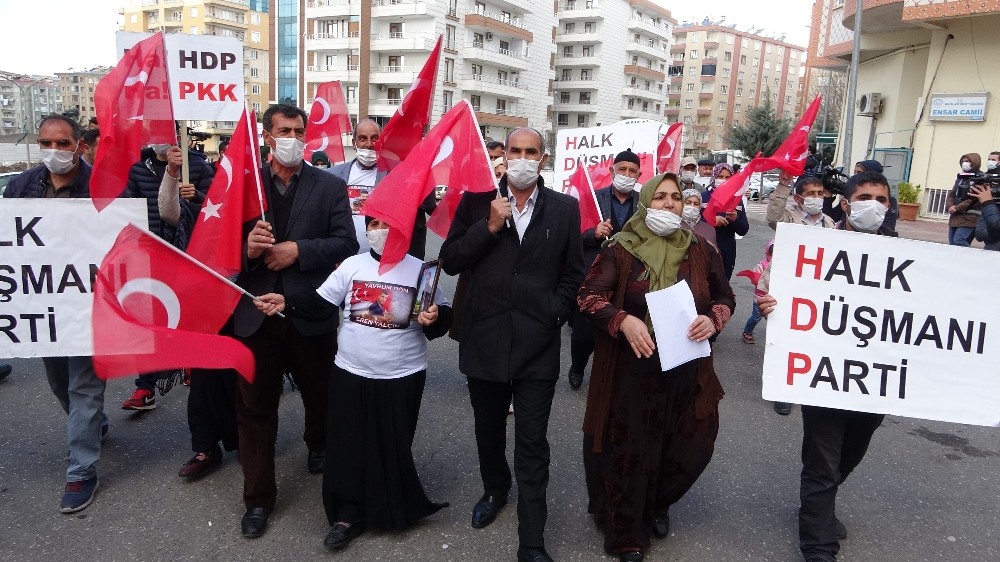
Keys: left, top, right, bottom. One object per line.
{"left": 763, "top": 223, "right": 1000, "bottom": 426}
{"left": 0, "top": 199, "right": 147, "bottom": 358}
{"left": 554, "top": 120, "right": 660, "bottom": 194}
{"left": 116, "top": 31, "right": 245, "bottom": 122}
{"left": 645, "top": 280, "right": 711, "bottom": 372}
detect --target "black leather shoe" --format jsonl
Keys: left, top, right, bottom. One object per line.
{"left": 517, "top": 546, "right": 554, "bottom": 562}
{"left": 651, "top": 512, "right": 670, "bottom": 538}
{"left": 471, "top": 493, "right": 507, "bottom": 528}
{"left": 619, "top": 552, "right": 644, "bottom": 562}
{"left": 568, "top": 370, "right": 583, "bottom": 390}
{"left": 307, "top": 449, "right": 325, "bottom": 474}
{"left": 834, "top": 517, "right": 848, "bottom": 540}
{"left": 773, "top": 401, "right": 792, "bottom": 415}
{"left": 240, "top": 507, "right": 272, "bottom": 538}
{"left": 323, "top": 522, "right": 365, "bottom": 550}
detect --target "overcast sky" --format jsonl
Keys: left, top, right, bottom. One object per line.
{"left": 1, "top": 0, "right": 811, "bottom": 77}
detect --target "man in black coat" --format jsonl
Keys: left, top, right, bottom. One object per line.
{"left": 568, "top": 148, "right": 642, "bottom": 390}
{"left": 441, "top": 128, "right": 585, "bottom": 562}
{"left": 233, "top": 104, "right": 359, "bottom": 539}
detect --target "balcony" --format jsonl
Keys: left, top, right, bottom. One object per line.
{"left": 700, "top": 74, "right": 716, "bottom": 82}
{"left": 556, "top": 101, "right": 598, "bottom": 113}
{"left": 462, "top": 41, "right": 529, "bottom": 71}
{"left": 460, "top": 74, "right": 529, "bottom": 99}
{"left": 555, "top": 53, "right": 600, "bottom": 67}
{"left": 557, "top": 1, "right": 604, "bottom": 21}
{"left": 369, "top": 33, "right": 438, "bottom": 52}
{"left": 842, "top": 0, "right": 911, "bottom": 34}
{"left": 556, "top": 29, "right": 600, "bottom": 44}
{"left": 621, "top": 86, "right": 661, "bottom": 100}
{"left": 205, "top": 11, "right": 248, "bottom": 29}
{"left": 370, "top": 65, "right": 418, "bottom": 85}
{"left": 693, "top": 124, "right": 710, "bottom": 133}
{"left": 306, "top": 65, "right": 358, "bottom": 83}
{"left": 624, "top": 64, "right": 664, "bottom": 81}
{"left": 696, "top": 108, "right": 711, "bottom": 116}
{"left": 627, "top": 16, "right": 671, "bottom": 40}
{"left": 698, "top": 92, "right": 713, "bottom": 100}
{"left": 204, "top": 0, "right": 249, "bottom": 9}
{"left": 620, "top": 105, "right": 661, "bottom": 120}
{"left": 306, "top": 0, "right": 358, "bottom": 17}
{"left": 464, "top": 9, "right": 533, "bottom": 42}
{"left": 670, "top": 75, "right": 683, "bottom": 84}
{"left": 369, "top": 97, "right": 403, "bottom": 117}
{"left": 554, "top": 77, "right": 598, "bottom": 90}
{"left": 475, "top": 110, "right": 528, "bottom": 128}
{"left": 626, "top": 40, "right": 668, "bottom": 61}
{"left": 670, "top": 42, "right": 685, "bottom": 53}
{"left": 306, "top": 32, "right": 359, "bottom": 51}
{"left": 705, "top": 41, "right": 719, "bottom": 49}
{"left": 371, "top": 0, "right": 433, "bottom": 18}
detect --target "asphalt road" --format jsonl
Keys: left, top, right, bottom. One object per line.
{"left": 1, "top": 225, "right": 999, "bottom": 562}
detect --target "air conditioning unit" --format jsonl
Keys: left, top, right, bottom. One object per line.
{"left": 858, "top": 92, "right": 882, "bottom": 115}
{"left": 486, "top": 32, "right": 494, "bottom": 41}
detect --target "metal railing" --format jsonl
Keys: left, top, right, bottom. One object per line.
{"left": 921, "top": 187, "right": 950, "bottom": 220}
{"left": 469, "top": 41, "right": 525, "bottom": 60}
{"left": 466, "top": 74, "right": 527, "bottom": 90}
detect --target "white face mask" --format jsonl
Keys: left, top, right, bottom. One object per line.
{"left": 40, "top": 147, "right": 77, "bottom": 175}
{"left": 149, "top": 144, "right": 171, "bottom": 156}
{"left": 271, "top": 137, "right": 305, "bottom": 167}
{"left": 612, "top": 173, "right": 637, "bottom": 194}
{"left": 681, "top": 205, "right": 701, "bottom": 226}
{"left": 506, "top": 158, "right": 540, "bottom": 189}
{"left": 847, "top": 199, "right": 887, "bottom": 233}
{"left": 356, "top": 148, "right": 378, "bottom": 168}
{"left": 800, "top": 197, "right": 824, "bottom": 216}
{"left": 680, "top": 170, "right": 696, "bottom": 183}
{"left": 365, "top": 227, "right": 388, "bottom": 255}
{"left": 961, "top": 162, "right": 973, "bottom": 172}
{"left": 988, "top": 160, "right": 999, "bottom": 171}
{"left": 644, "top": 206, "right": 683, "bottom": 237}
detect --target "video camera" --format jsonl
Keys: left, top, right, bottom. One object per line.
{"left": 956, "top": 172, "right": 1000, "bottom": 202}
{"left": 803, "top": 165, "right": 849, "bottom": 196}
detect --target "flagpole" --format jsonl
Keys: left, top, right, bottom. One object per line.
{"left": 132, "top": 221, "right": 284, "bottom": 317}
{"left": 246, "top": 107, "right": 267, "bottom": 220}
{"left": 585, "top": 166, "right": 604, "bottom": 222}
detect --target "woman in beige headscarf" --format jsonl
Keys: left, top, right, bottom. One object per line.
{"left": 577, "top": 172, "right": 735, "bottom": 562}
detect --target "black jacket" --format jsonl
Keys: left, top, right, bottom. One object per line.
{"left": 975, "top": 201, "right": 1000, "bottom": 250}
{"left": 232, "top": 163, "right": 359, "bottom": 338}
{"left": 701, "top": 185, "right": 750, "bottom": 278}
{"left": 4, "top": 161, "right": 91, "bottom": 198}
{"left": 440, "top": 177, "right": 585, "bottom": 382}
{"left": 127, "top": 147, "right": 214, "bottom": 244}
{"left": 582, "top": 185, "right": 639, "bottom": 267}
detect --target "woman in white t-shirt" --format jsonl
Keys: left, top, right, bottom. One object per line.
{"left": 254, "top": 217, "right": 452, "bottom": 552}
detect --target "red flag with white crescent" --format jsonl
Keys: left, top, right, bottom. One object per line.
{"left": 304, "top": 81, "right": 352, "bottom": 165}
{"left": 755, "top": 95, "right": 822, "bottom": 175}
{"left": 656, "top": 123, "right": 684, "bottom": 174}
{"left": 375, "top": 35, "right": 443, "bottom": 170}
{"left": 567, "top": 164, "right": 603, "bottom": 232}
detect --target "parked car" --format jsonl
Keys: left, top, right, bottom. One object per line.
{"left": 0, "top": 172, "right": 19, "bottom": 196}
{"left": 747, "top": 173, "right": 783, "bottom": 202}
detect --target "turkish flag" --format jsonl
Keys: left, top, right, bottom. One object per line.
{"left": 587, "top": 156, "right": 615, "bottom": 192}
{"left": 656, "top": 123, "right": 684, "bottom": 174}
{"left": 755, "top": 95, "right": 822, "bottom": 175}
{"left": 702, "top": 158, "right": 759, "bottom": 220}
{"left": 366, "top": 100, "right": 494, "bottom": 273}
{"left": 304, "top": 81, "right": 352, "bottom": 165}
{"left": 91, "top": 32, "right": 175, "bottom": 211}
{"left": 567, "top": 164, "right": 603, "bottom": 232}
{"left": 375, "top": 35, "right": 442, "bottom": 170}
{"left": 92, "top": 225, "right": 255, "bottom": 382}
{"left": 186, "top": 107, "right": 266, "bottom": 278}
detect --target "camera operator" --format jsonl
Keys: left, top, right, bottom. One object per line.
{"left": 947, "top": 153, "right": 983, "bottom": 247}
{"left": 972, "top": 151, "right": 1000, "bottom": 250}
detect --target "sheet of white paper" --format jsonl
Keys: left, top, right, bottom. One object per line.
{"left": 644, "top": 280, "right": 712, "bottom": 372}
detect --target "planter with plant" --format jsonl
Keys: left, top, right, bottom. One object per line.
{"left": 897, "top": 181, "right": 921, "bottom": 221}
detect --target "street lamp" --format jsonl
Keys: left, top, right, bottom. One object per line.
{"left": 0, "top": 74, "right": 33, "bottom": 164}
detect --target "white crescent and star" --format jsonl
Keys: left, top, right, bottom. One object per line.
{"left": 219, "top": 155, "right": 233, "bottom": 192}
{"left": 310, "top": 134, "right": 330, "bottom": 153}
{"left": 312, "top": 97, "right": 331, "bottom": 125}
{"left": 116, "top": 278, "right": 181, "bottom": 329}
{"left": 123, "top": 71, "right": 149, "bottom": 87}
{"left": 432, "top": 136, "right": 454, "bottom": 167}
{"left": 201, "top": 197, "right": 223, "bottom": 221}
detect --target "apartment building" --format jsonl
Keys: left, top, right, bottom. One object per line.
{"left": 120, "top": 0, "right": 271, "bottom": 153}
{"left": 667, "top": 25, "right": 805, "bottom": 156}
{"left": 0, "top": 74, "right": 62, "bottom": 136}
{"left": 54, "top": 69, "right": 111, "bottom": 127}
{"left": 298, "top": 0, "right": 555, "bottom": 147}
{"left": 552, "top": 0, "right": 675, "bottom": 134}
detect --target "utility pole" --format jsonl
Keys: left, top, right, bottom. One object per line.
{"left": 841, "top": 0, "right": 863, "bottom": 170}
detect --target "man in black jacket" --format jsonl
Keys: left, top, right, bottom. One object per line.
{"left": 233, "top": 104, "right": 358, "bottom": 539}
{"left": 441, "top": 128, "right": 585, "bottom": 562}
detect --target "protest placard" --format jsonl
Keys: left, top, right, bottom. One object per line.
{"left": 554, "top": 120, "right": 659, "bottom": 194}
{"left": 0, "top": 199, "right": 147, "bottom": 358}
{"left": 763, "top": 223, "right": 1000, "bottom": 426}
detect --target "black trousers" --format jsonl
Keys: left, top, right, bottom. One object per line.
{"left": 569, "top": 310, "right": 596, "bottom": 375}
{"left": 799, "top": 405, "right": 884, "bottom": 561}
{"left": 236, "top": 315, "right": 336, "bottom": 509}
{"left": 187, "top": 368, "right": 238, "bottom": 453}
{"left": 466, "top": 376, "right": 556, "bottom": 548}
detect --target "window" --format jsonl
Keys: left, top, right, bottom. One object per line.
{"left": 690, "top": 32, "right": 699, "bottom": 42}
{"left": 720, "top": 85, "right": 728, "bottom": 94}
{"left": 724, "top": 51, "right": 732, "bottom": 62}
{"left": 561, "top": 69, "right": 571, "bottom": 80}
{"left": 718, "top": 101, "right": 726, "bottom": 110}
{"left": 740, "top": 54, "right": 747, "bottom": 65}
{"left": 251, "top": 13, "right": 260, "bottom": 25}
{"left": 701, "top": 64, "right": 716, "bottom": 76}
{"left": 496, "top": 99, "right": 506, "bottom": 113}
{"left": 754, "top": 40, "right": 760, "bottom": 51}
{"left": 471, "top": 64, "right": 482, "bottom": 77}
{"left": 250, "top": 67, "right": 259, "bottom": 78}
{"left": 249, "top": 49, "right": 258, "bottom": 60}
{"left": 557, "top": 114, "right": 569, "bottom": 126}
{"left": 778, "top": 46, "right": 784, "bottom": 56}
{"left": 688, "top": 66, "right": 696, "bottom": 76}
{"left": 774, "top": 77, "right": 780, "bottom": 87}
{"left": 689, "top": 50, "right": 698, "bottom": 59}
{"left": 785, "top": 96, "right": 791, "bottom": 104}
{"left": 751, "top": 73, "right": 757, "bottom": 82}
{"left": 632, "top": 55, "right": 639, "bottom": 64}
{"left": 736, "top": 87, "right": 742, "bottom": 97}
{"left": 776, "top": 63, "right": 782, "bottom": 73}
{"left": 748, "top": 89, "right": 755, "bottom": 98}
{"left": 190, "top": 7, "right": 198, "bottom": 16}
{"left": 686, "top": 83, "right": 694, "bottom": 92}
{"left": 346, "top": 86, "right": 357, "bottom": 102}
{"left": 190, "top": 27, "right": 199, "bottom": 34}
{"left": 735, "top": 103, "right": 742, "bottom": 113}
{"left": 445, "top": 25, "right": 457, "bottom": 49}
{"left": 444, "top": 58, "right": 455, "bottom": 82}
{"left": 130, "top": 13, "right": 137, "bottom": 24}
{"left": 252, "top": 101, "right": 261, "bottom": 112}
{"left": 577, "top": 114, "right": 588, "bottom": 126}
{"left": 726, "top": 34, "right": 734, "bottom": 45}
{"left": 717, "top": 117, "right": 725, "bottom": 127}
{"left": 772, "top": 92, "right": 778, "bottom": 101}
{"left": 585, "top": 22, "right": 595, "bottom": 33}
{"left": 471, "top": 94, "right": 481, "bottom": 110}
{"left": 722, "top": 68, "right": 730, "bottom": 78}
{"left": 565, "top": 22, "right": 576, "bottom": 33}
{"left": 753, "top": 57, "right": 759, "bottom": 67}
{"left": 581, "top": 68, "right": 591, "bottom": 80}
{"left": 766, "top": 43, "right": 773, "bottom": 54}
{"left": 251, "top": 84, "right": 260, "bottom": 95}
{"left": 559, "top": 92, "right": 570, "bottom": 103}
{"left": 579, "top": 92, "right": 591, "bottom": 104}
{"left": 668, "top": 65, "right": 683, "bottom": 77}
{"left": 563, "top": 46, "right": 573, "bottom": 57}
{"left": 251, "top": 31, "right": 260, "bottom": 43}
{"left": 582, "top": 45, "right": 593, "bottom": 57}
{"left": 732, "top": 120, "right": 739, "bottom": 127}
{"left": 685, "top": 100, "right": 693, "bottom": 109}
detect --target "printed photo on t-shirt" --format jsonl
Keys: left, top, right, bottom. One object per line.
{"left": 348, "top": 186, "right": 371, "bottom": 215}
{"left": 348, "top": 280, "right": 416, "bottom": 329}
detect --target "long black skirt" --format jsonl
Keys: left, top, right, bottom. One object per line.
{"left": 322, "top": 365, "right": 447, "bottom": 531}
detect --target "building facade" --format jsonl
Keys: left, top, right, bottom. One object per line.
{"left": 54, "top": 69, "right": 111, "bottom": 127}
{"left": 667, "top": 25, "right": 805, "bottom": 156}
{"left": 807, "top": 0, "right": 1000, "bottom": 218}
{"left": 0, "top": 74, "right": 62, "bottom": 137}
{"left": 120, "top": 0, "right": 271, "bottom": 154}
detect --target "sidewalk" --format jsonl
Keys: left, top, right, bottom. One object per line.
{"left": 745, "top": 200, "right": 951, "bottom": 244}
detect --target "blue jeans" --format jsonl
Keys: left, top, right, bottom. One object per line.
{"left": 949, "top": 226, "right": 975, "bottom": 247}
{"left": 43, "top": 356, "right": 106, "bottom": 482}
{"left": 743, "top": 300, "right": 764, "bottom": 334}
